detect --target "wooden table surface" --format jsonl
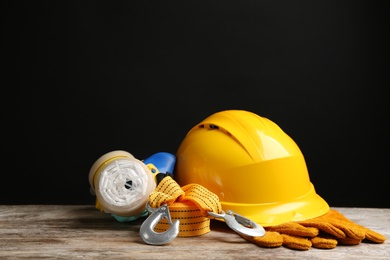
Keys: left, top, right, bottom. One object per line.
{"left": 0, "top": 205, "right": 389, "bottom": 259}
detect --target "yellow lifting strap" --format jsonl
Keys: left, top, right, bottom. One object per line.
{"left": 148, "top": 176, "right": 222, "bottom": 237}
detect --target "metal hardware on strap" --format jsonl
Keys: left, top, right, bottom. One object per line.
{"left": 139, "top": 203, "right": 180, "bottom": 245}
{"left": 208, "top": 210, "right": 265, "bottom": 237}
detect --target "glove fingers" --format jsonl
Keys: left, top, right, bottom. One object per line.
{"left": 239, "top": 231, "right": 283, "bottom": 248}
{"left": 331, "top": 220, "right": 365, "bottom": 240}
{"left": 329, "top": 210, "right": 385, "bottom": 242}
{"left": 280, "top": 234, "right": 312, "bottom": 250}
{"left": 298, "top": 220, "right": 346, "bottom": 239}
{"left": 266, "top": 222, "right": 319, "bottom": 237}
{"left": 300, "top": 210, "right": 364, "bottom": 239}
{"left": 363, "top": 228, "right": 386, "bottom": 243}
{"left": 337, "top": 237, "right": 362, "bottom": 245}
{"left": 311, "top": 235, "right": 338, "bottom": 249}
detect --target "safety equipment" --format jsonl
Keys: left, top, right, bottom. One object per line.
{"left": 141, "top": 175, "right": 265, "bottom": 245}
{"left": 146, "top": 175, "right": 223, "bottom": 238}
{"left": 88, "top": 150, "right": 156, "bottom": 219}
{"left": 240, "top": 209, "right": 386, "bottom": 250}
{"left": 175, "top": 110, "right": 329, "bottom": 227}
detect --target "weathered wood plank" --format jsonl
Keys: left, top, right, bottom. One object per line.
{"left": 0, "top": 205, "right": 389, "bottom": 259}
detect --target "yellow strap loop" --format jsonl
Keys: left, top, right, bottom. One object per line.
{"left": 149, "top": 176, "right": 184, "bottom": 207}
{"left": 148, "top": 176, "right": 222, "bottom": 237}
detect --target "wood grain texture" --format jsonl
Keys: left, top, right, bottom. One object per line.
{"left": 0, "top": 205, "right": 389, "bottom": 259}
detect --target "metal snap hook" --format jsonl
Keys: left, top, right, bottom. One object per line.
{"left": 208, "top": 210, "right": 265, "bottom": 237}
{"left": 140, "top": 203, "right": 180, "bottom": 245}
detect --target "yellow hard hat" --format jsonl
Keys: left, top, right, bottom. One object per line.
{"left": 175, "top": 110, "right": 329, "bottom": 227}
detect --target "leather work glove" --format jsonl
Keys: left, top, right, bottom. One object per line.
{"left": 239, "top": 221, "right": 319, "bottom": 250}
{"left": 239, "top": 209, "right": 386, "bottom": 250}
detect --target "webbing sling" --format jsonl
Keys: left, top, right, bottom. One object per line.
{"left": 148, "top": 176, "right": 222, "bottom": 237}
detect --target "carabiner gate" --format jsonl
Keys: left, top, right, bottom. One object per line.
{"left": 140, "top": 203, "right": 180, "bottom": 245}
{"left": 208, "top": 210, "right": 265, "bottom": 237}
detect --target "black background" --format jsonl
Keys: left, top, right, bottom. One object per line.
{"left": 1, "top": 1, "right": 389, "bottom": 208}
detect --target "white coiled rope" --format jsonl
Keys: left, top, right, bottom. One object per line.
{"left": 89, "top": 151, "right": 156, "bottom": 217}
